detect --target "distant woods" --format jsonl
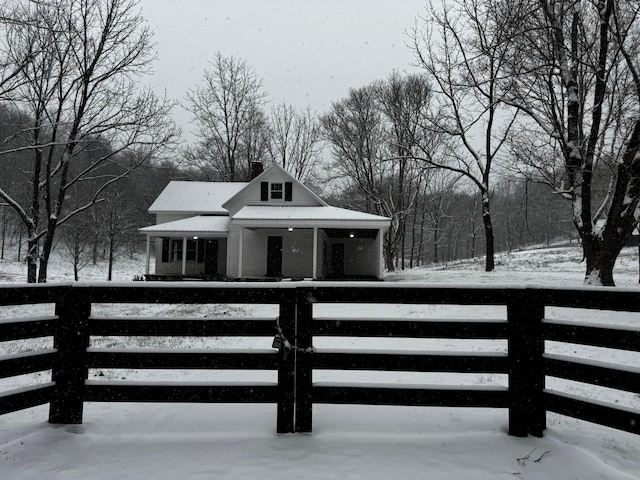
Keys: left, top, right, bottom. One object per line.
{"left": 0, "top": 0, "right": 179, "bottom": 282}
{"left": 2, "top": 0, "right": 638, "bottom": 285}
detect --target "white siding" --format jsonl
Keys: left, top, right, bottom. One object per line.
{"left": 239, "top": 228, "right": 314, "bottom": 278}
{"left": 225, "top": 169, "right": 323, "bottom": 216}
{"left": 282, "top": 229, "right": 314, "bottom": 278}
{"left": 242, "top": 229, "right": 263, "bottom": 277}
{"left": 226, "top": 225, "right": 242, "bottom": 277}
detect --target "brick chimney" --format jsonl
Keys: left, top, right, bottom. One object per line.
{"left": 250, "top": 161, "right": 264, "bottom": 180}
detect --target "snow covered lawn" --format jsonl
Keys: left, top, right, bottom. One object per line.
{"left": 1, "top": 246, "right": 639, "bottom": 479}
{"left": 2, "top": 402, "right": 639, "bottom": 480}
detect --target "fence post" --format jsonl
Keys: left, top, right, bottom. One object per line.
{"left": 508, "top": 290, "right": 545, "bottom": 437}
{"left": 276, "top": 295, "right": 296, "bottom": 433}
{"left": 295, "top": 289, "right": 313, "bottom": 433}
{"left": 49, "top": 290, "right": 91, "bottom": 424}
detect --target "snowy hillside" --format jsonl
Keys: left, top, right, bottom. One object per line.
{"left": 388, "top": 245, "right": 640, "bottom": 287}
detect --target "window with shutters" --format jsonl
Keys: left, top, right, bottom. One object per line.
{"left": 261, "top": 181, "right": 293, "bottom": 202}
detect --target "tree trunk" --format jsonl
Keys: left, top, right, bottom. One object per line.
{"left": 38, "top": 253, "right": 49, "bottom": 283}
{"left": 384, "top": 233, "right": 394, "bottom": 272}
{"left": 418, "top": 208, "right": 426, "bottom": 266}
{"left": 410, "top": 197, "right": 419, "bottom": 269}
{"left": 1, "top": 209, "right": 6, "bottom": 260}
{"left": 471, "top": 231, "right": 476, "bottom": 259}
{"left": 433, "top": 217, "right": 439, "bottom": 264}
{"left": 582, "top": 234, "right": 616, "bottom": 286}
{"left": 26, "top": 236, "right": 38, "bottom": 283}
{"left": 482, "top": 192, "right": 495, "bottom": 272}
{"left": 38, "top": 220, "right": 58, "bottom": 283}
{"left": 108, "top": 235, "right": 115, "bottom": 281}
{"left": 93, "top": 233, "right": 100, "bottom": 265}
{"left": 17, "top": 225, "right": 23, "bottom": 262}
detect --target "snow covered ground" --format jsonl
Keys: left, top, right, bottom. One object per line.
{"left": 1, "top": 246, "right": 639, "bottom": 479}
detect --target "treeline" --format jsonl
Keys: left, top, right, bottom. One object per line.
{"left": 0, "top": 0, "right": 178, "bottom": 282}
{"left": 328, "top": 171, "right": 573, "bottom": 270}
{"left": 396, "top": 179, "right": 574, "bottom": 268}
{"left": 0, "top": 100, "right": 181, "bottom": 277}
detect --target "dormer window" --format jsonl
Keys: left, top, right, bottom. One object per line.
{"left": 270, "top": 183, "right": 283, "bottom": 199}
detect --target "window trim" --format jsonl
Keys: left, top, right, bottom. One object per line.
{"left": 270, "top": 182, "right": 283, "bottom": 200}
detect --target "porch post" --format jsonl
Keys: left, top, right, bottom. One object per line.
{"left": 238, "top": 227, "right": 244, "bottom": 278}
{"left": 181, "top": 236, "right": 187, "bottom": 276}
{"left": 378, "top": 228, "right": 384, "bottom": 277}
{"left": 312, "top": 227, "right": 318, "bottom": 279}
{"left": 145, "top": 236, "right": 151, "bottom": 275}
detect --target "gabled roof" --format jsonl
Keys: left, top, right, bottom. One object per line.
{"left": 148, "top": 181, "right": 248, "bottom": 214}
{"left": 221, "top": 163, "right": 327, "bottom": 210}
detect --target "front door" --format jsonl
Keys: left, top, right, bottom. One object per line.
{"left": 204, "top": 239, "right": 218, "bottom": 275}
{"left": 267, "top": 236, "right": 283, "bottom": 277}
{"left": 331, "top": 243, "right": 345, "bottom": 277}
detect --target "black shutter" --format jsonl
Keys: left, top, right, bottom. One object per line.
{"left": 285, "top": 182, "right": 293, "bottom": 201}
{"left": 161, "top": 238, "right": 169, "bottom": 262}
{"left": 261, "top": 182, "right": 268, "bottom": 201}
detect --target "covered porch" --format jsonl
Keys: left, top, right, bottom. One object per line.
{"left": 230, "top": 205, "right": 390, "bottom": 280}
{"left": 139, "top": 216, "right": 229, "bottom": 280}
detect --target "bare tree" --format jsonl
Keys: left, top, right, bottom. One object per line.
{"left": 411, "top": 0, "right": 521, "bottom": 271}
{"left": 59, "top": 220, "right": 92, "bottom": 281}
{"left": 322, "top": 75, "right": 437, "bottom": 271}
{"left": 322, "top": 85, "right": 397, "bottom": 268}
{"left": 375, "top": 72, "right": 435, "bottom": 269}
{"left": 268, "top": 103, "right": 323, "bottom": 182}
{"left": 240, "top": 104, "right": 270, "bottom": 174}
{"left": 186, "top": 53, "right": 268, "bottom": 181}
{"left": 0, "top": 0, "right": 179, "bottom": 283}
{"left": 500, "top": 0, "right": 640, "bottom": 285}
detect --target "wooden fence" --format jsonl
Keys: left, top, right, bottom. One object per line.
{"left": 0, "top": 283, "right": 638, "bottom": 437}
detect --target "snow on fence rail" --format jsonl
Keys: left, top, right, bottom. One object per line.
{"left": 0, "top": 283, "right": 638, "bottom": 437}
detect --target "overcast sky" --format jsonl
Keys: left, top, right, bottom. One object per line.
{"left": 138, "top": 0, "right": 428, "bottom": 142}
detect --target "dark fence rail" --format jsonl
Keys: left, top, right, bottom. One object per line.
{"left": 1, "top": 283, "right": 639, "bottom": 438}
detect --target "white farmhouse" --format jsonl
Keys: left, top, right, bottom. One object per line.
{"left": 140, "top": 163, "right": 391, "bottom": 280}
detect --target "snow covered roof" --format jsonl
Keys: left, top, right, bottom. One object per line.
{"left": 232, "top": 205, "right": 391, "bottom": 224}
{"left": 139, "top": 216, "right": 229, "bottom": 236}
{"left": 148, "top": 181, "right": 249, "bottom": 214}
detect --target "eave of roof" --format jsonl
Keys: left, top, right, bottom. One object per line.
{"left": 139, "top": 215, "right": 229, "bottom": 236}
{"left": 231, "top": 205, "right": 391, "bottom": 229}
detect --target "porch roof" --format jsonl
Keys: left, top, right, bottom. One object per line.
{"left": 232, "top": 205, "right": 391, "bottom": 225}
{"left": 139, "top": 215, "right": 229, "bottom": 236}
